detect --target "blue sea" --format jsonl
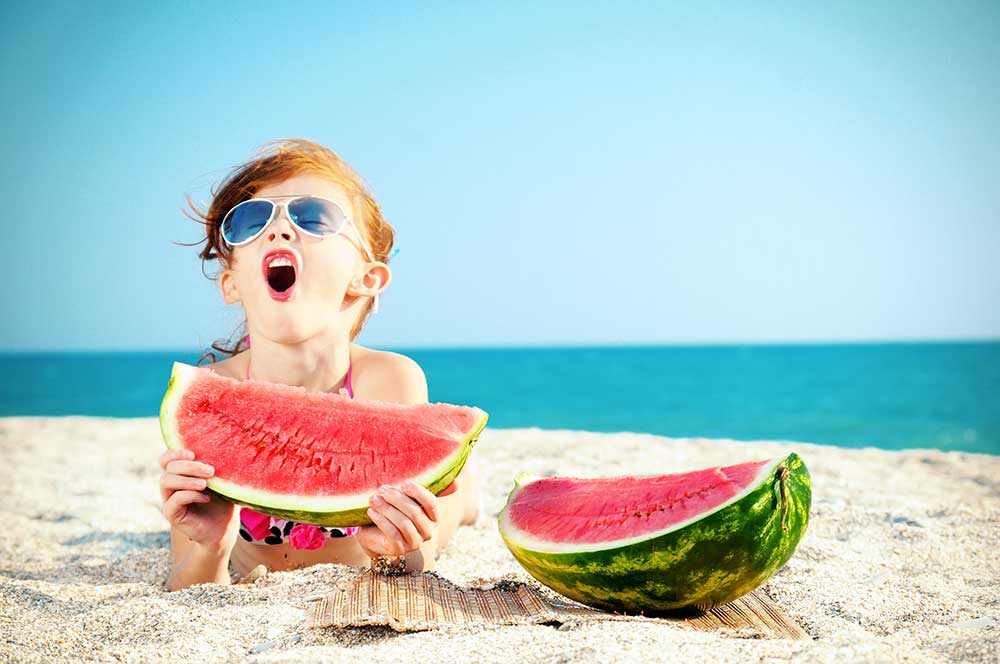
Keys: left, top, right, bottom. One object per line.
{"left": 0, "top": 342, "right": 997, "bottom": 455}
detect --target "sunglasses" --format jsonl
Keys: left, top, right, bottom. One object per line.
{"left": 221, "top": 195, "right": 375, "bottom": 259}
{"left": 221, "top": 195, "right": 382, "bottom": 313}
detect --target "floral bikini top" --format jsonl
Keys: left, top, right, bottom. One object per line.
{"left": 237, "top": 338, "right": 361, "bottom": 549}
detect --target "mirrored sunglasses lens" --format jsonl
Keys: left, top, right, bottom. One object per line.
{"left": 288, "top": 198, "right": 344, "bottom": 235}
{"left": 223, "top": 200, "right": 274, "bottom": 244}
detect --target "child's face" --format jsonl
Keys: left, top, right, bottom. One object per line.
{"left": 219, "top": 173, "right": 388, "bottom": 343}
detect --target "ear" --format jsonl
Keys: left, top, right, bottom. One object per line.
{"left": 346, "top": 262, "right": 392, "bottom": 300}
{"left": 220, "top": 267, "right": 241, "bottom": 305}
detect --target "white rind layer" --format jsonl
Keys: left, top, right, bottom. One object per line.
{"left": 160, "top": 362, "right": 484, "bottom": 513}
{"left": 499, "top": 457, "right": 784, "bottom": 554}
{"left": 159, "top": 362, "right": 196, "bottom": 455}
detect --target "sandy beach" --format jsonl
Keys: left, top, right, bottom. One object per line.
{"left": 0, "top": 416, "right": 997, "bottom": 663}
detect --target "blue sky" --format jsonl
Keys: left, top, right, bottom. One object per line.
{"left": 1, "top": 2, "right": 997, "bottom": 351}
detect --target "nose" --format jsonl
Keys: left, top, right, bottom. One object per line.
{"left": 267, "top": 203, "right": 297, "bottom": 242}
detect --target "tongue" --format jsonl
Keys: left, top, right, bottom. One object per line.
{"left": 267, "top": 265, "right": 296, "bottom": 292}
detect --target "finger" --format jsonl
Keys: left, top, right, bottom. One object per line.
{"left": 401, "top": 480, "right": 442, "bottom": 522}
{"left": 365, "top": 508, "right": 406, "bottom": 556}
{"left": 437, "top": 481, "right": 458, "bottom": 497}
{"left": 160, "top": 473, "right": 208, "bottom": 493}
{"left": 159, "top": 448, "right": 194, "bottom": 470}
{"left": 378, "top": 486, "right": 436, "bottom": 540}
{"left": 370, "top": 494, "right": 426, "bottom": 549}
{"left": 164, "top": 460, "right": 215, "bottom": 478}
{"left": 162, "top": 490, "right": 210, "bottom": 523}
{"left": 159, "top": 473, "right": 208, "bottom": 503}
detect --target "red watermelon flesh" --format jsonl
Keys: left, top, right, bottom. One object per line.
{"left": 160, "top": 362, "right": 488, "bottom": 526}
{"left": 506, "top": 459, "right": 772, "bottom": 545}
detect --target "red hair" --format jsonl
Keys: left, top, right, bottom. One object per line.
{"left": 178, "top": 139, "right": 396, "bottom": 364}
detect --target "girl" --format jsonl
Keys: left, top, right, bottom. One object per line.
{"left": 159, "top": 139, "right": 481, "bottom": 591}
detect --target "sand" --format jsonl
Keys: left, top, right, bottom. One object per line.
{"left": 0, "top": 416, "right": 997, "bottom": 663}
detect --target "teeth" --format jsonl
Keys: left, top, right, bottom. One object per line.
{"left": 267, "top": 256, "right": 293, "bottom": 268}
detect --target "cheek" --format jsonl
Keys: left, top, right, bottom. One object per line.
{"left": 228, "top": 252, "right": 254, "bottom": 283}
{"left": 237, "top": 262, "right": 260, "bottom": 290}
{"left": 311, "top": 246, "right": 360, "bottom": 287}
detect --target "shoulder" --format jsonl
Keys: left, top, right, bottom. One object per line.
{"left": 198, "top": 353, "right": 245, "bottom": 380}
{"left": 352, "top": 345, "right": 428, "bottom": 405}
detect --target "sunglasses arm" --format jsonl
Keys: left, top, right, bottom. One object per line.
{"left": 345, "top": 222, "right": 381, "bottom": 315}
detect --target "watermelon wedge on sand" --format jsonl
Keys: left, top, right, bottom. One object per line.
{"left": 498, "top": 454, "right": 811, "bottom": 613}
{"left": 159, "top": 362, "right": 488, "bottom": 526}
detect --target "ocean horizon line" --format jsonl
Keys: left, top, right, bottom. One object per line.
{"left": 1, "top": 336, "right": 998, "bottom": 355}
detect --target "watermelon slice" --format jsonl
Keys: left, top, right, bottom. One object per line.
{"left": 498, "top": 454, "right": 811, "bottom": 613}
{"left": 159, "top": 362, "right": 488, "bottom": 526}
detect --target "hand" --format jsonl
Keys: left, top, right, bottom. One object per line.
{"left": 159, "top": 449, "right": 240, "bottom": 551}
{"left": 356, "top": 480, "right": 441, "bottom": 558}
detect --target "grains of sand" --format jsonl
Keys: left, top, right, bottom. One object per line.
{"left": 0, "top": 417, "right": 997, "bottom": 663}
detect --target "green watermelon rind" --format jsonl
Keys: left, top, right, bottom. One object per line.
{"left": 160, "top": 361, "right": 488, "bottom": 527}
{"left": 498, "top": 453, "right": 811, "bottom": 613}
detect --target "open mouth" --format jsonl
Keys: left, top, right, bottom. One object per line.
{"left": 268, "top": 263, "right": 296, "bottom": 291}
{"left": 262, "top": 251, "right": 299, "bottom": 301}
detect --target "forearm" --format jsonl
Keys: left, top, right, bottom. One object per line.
{"left": 166, "top": 543, "right": 233, "bottom": 591}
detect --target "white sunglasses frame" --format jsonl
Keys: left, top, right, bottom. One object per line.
{"left": 221, "top": 195, "right": 381, "bottom": 314}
